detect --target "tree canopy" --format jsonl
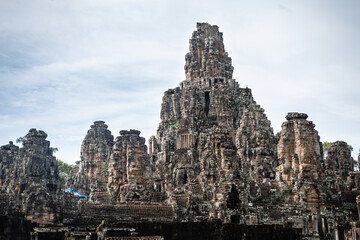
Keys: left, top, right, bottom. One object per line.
{"left": 49, "top": 147, "right": 58, "bottom": 154}
{"left": 322, "top": 142, "right": 353, "bottom": 153}
{"left": 57, "top": 159, "right": 73, "bottom": 189}
{"left": 15, "top": 136, "right": 27, "bottom": 143}
{"left": 323, "top": 142, "right": 332, "bottom": 152}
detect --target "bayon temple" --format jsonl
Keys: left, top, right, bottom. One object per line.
{"left": 1, "top": 23, "right": 360, "bottom": 240}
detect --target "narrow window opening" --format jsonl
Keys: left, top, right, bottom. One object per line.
{"left": 205, "top": 92, "right": 210, "bottom": 116}
{"left": 231, "top": 215, "right": 240, "bottom": 223}
{"left": 183, "top": 171, "right": 188, "bottom": 184}
{"left": 227, "top": 186, "right": 241, "bottom": 209}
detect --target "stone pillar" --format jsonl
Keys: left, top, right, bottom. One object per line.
{"left": 357, "top": 195, "right": 360, "bottom": 221}
{"left": 31, "top": 232, "right": 38, "bottom": 240}
{"left": 312, "top": 215, "right": 319, "bottom": 234}
{"left": 334, "top": 223, "right": 339, "bottom": 240}
{"left": 321, "top": 217, "right": 328, "bottom": 236}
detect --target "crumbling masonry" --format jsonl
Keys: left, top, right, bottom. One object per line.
{"left": 1, "top": 23, "right": 359, "bottom": 240}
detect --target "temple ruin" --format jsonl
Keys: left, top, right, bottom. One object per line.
{"left": 0, "top": 23, "right": 359, "bottom": 240}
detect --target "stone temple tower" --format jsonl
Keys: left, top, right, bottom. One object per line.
{"left": 149, "top": 23, "right": 276, "bottom": 221}
{"left": 185, "top": 23, "right": 234, "bottom": 80}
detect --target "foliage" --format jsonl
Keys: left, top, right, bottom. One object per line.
{"left": 323, "top": 141, "right": 353, "bottom": 153}
{"left": 49, "top": 147, "right": 58, "bottom": 154}
{"left": 17, "top": 135, "right": 58, "bottom": 154}
{"left": 169, "top": 120, "right": 179, "bottom": 129}
{"left": 322, "top": 142, "right": 332, "bottom": 152}
{"left": 15, "top": 136, "right": 27, "bottom": 144}
{"left": 57, "top": 159, "right": 73, "bottom": 189}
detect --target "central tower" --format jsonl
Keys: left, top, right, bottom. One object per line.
{"left": 149, "top": 22, "right": 276, "bottom": 222}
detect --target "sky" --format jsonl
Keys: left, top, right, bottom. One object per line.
{"left": 0, "top": 0, "right": 359, "bottom": 164}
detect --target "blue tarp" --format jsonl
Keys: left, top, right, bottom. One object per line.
{"left": 64, "top": 189, "right": 88, "bottom": 200}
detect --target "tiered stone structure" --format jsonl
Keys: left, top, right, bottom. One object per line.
{"left": 325, "top": 141, "right": 354, "bottom": 190}
{"left": 71, "top": 121, "right": 114, "bottom": 203}
{"left": 0, "top": 141, "right": 19, "bottom": 215}
{"left": 236, "top": 104, "right": 277, "bottom": 181}
{"left": 68, "top": 124, "right": 152, "bottom": 204}
{"left": 108, "top": 129, "right": 151, "bottom": 202}
{"left": 0, "top": 129, "right": 59, "bottom": 225}
{"left": 277, "top": 113, "right": 323, "bottom": 207}
{"left": 185, "top": 23, "right": 233, "bottom": 80}
{"left": 0, "top": 23, "right": 360, "bottom": 239}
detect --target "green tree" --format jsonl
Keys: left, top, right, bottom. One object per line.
{"left": 17, "top": 135, "right": 58, "bottom": 155}
{"left": 323, "top": 142, "right": 353, "bottom": 155}
{"left": 323, "top": 142, "right": 332, "bottom": 153}
{"left": 16, "top": 136, "right": 27, "bottom": 144}
{"left": 57, "top": 159, "right": 73, "bottom": 189}
{"left": 49, "top": 147, "right": 58, "bottom": 154}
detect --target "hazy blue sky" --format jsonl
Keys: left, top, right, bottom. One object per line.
{"left": 0, "top": 0, "right": 359, "bottom": 164}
